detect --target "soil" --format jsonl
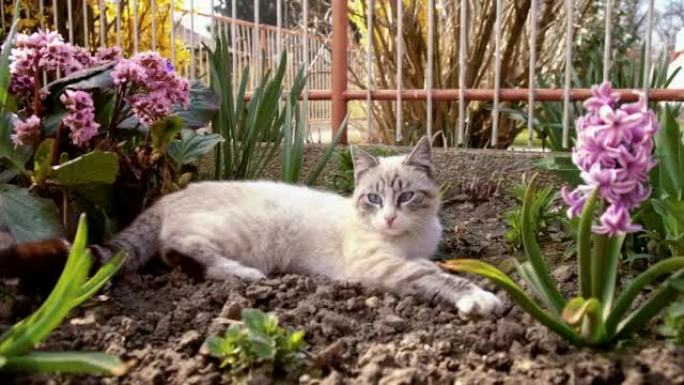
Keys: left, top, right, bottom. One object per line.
{"left": 2, "top": 147, "right": 683, "bottom": 385}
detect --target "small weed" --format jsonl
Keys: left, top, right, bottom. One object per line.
{"left": 205, "top": 308, "right": 306, "bottom": 376}
{"left": 504, "top": 181, "right": 560, "bottom": 249}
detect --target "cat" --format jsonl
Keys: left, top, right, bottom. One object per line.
{"left": 86, "top": 136, "right": 503, "bottom": 317}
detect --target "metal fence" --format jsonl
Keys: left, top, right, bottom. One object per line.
{"left": 5, "top": 0, "right": 684, "bottom": 147}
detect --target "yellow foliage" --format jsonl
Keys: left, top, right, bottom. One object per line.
{"left": 93, "top": 0, "right": 190, "bottom": 68}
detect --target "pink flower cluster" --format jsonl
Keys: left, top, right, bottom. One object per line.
{"left": 561, "top": 82, "right": 659, "bottom": 236}
{"left": 60, "top": 90, "right": 100, "bottom": 147}
{"left": 11, "top": 115, "right": 41, "bottom": 146}
{"left": 9, "top": 30, "right": 122, "bottom": 104}
{"left": 111, "top": 52, "right": 189, "bottom": 125}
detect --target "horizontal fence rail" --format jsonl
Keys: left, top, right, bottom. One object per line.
{"left": 3, "top": 0, "right": 682, "bottom": 148}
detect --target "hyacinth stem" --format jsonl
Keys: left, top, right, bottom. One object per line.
{"left": 521, "top": 174, "right": 565, "bottom": 313}
{"left": 596, "top": 234, "right": 625, "bottom": 319}
{"left": 605, "top": 257, "right": 684, "bottom": 336}
{"left": 577, "top": 190, "right": 599, "bottom": 299}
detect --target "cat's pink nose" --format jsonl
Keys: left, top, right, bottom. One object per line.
{"left": 385, "top": 215, "right": 397, "bottom": 227}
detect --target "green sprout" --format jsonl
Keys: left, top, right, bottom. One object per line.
{"left": 205, "top": 308, "right": 306, "bottom": 375}
{"left": 659, "top": 297, "right": 684, "bottom": 346}
{"left": 504, "top": 181, "right": 560, "bottom": 249}
{"left": 0, "top": 214, "right": 127, "bottom": 375}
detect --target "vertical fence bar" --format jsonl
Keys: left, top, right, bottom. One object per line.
{"left": 116, "top": 0, "right": 122, "bottom": 47}
{"left": 67, "top": 0, "right": 74, "bottom": 43}
{"left": 602, "top": 0, "right": 613, "bottom": 82}
{"left": 395, "top": 0, "right": 404, "bottom": 142}
{"left": 133, "top": 0, "right": 139, "bottom": 53}
{"left": 231, "top": 0, "right": 237, "bottom": 89}
{"left": 644, "top": 0, "right": 654, "bottom": 102}
{"left": 210, "top": 0, "right": 216, "bottom": 38}
{"left": 426, "top": 0, "right": 434, "bottom": 144}
{"left": 39, "top": 0, "right": 45, "bottom": 28}
{"left": 98, "top": 0, "right": 105, "bottom": 47}
{"left": 170, "top": 2, "right": 176, "bottom": 65}
{"left": 562, "top": 0, "right": 573, "bottom": 149}
{"left": 331, "top": 0, "right": 348, "bottom": 143}
{"left": 492, "top": 0, "right": 502, "bottom": 148}
{"left": 303, "top": 0, "right": 312, "bottom": 140}
{"left": 366, "top": 0, "right": 375, "bottom": 141}
{"left": 52, "top": 0, "right": 59, "bottom": 52}
{"left": 83, "top": 0, "right": 89, "bottom": 48}
{"left": 254, "top": 0, "right": 260, "bottom": 81}
{"left": 458, "top": 0, "right": 466, "bottom": 146}
{"left": 277, "top": 0, "right": 282, "bottom": 55}
{"left": 190, "top": 0, "right": 196, "bottom": 80}
{"left": 528, "top": 0, "right": 537, "bottom": 148}
{"left": 151, "top": 0, "right": 157, "bottom": 50}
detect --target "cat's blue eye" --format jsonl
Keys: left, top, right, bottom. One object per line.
{"left": 398, "top": 191, "right": 414, "bottom": 204}
{"left": 367, "top": 193, "right": 382, "bottom": 205}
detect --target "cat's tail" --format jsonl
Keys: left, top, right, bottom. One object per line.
{"left": 91, "top": 204, "right": 163, "bottom": 272}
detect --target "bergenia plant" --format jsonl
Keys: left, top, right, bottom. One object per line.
{"left": 0, "top": 28, "right": 217, "bottom": 242}
{"left": 443, "top": 82, "right": 684, "bottom": 347}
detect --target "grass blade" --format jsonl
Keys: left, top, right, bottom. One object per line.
{"left": 305, "top": 114, "right": 350, "bottom": 186}
{"left": 72, "top": 251, "right": 126, "bottom": 307}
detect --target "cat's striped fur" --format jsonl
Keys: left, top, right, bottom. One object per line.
{"left": 89, "top": 137, "right": 502, "bottom": 316}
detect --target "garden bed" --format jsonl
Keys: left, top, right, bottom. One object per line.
{"left": 2, "top": 147, "right": 683, "bottom": 385}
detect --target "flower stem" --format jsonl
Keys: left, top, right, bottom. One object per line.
{"left": 577, "top": 190, "right": 599, "bottom": 298}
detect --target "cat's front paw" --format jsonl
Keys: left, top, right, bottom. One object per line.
{"left": 455, "top": 288, "right": 502, "bottom": 317}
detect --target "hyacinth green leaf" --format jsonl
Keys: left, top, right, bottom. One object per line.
{"left": 0, "top": 184, "right": 63, "bottom": 243}
{"left": 2, "top": 351, "right": 127, "bottom": 375}
{"left": 577, "top": 189, "right": 599, "bottom": 298}
{"left": 0, "top": 215, "right": 89, "bottom": 356}
{"left": 73, "top": 251, "right": 126, "bottom": 307}
{"left": 562, "top": 297, "right": 590, "bottom": 327}
{"left": 516, "top": 261, "right": 559, "bottom": 313}
{"left": 612, "top": 270, "right": 684, "bottom": 342}
{"left": 51, "top": 151, "right": 119, "bottom": 186}
{"left": 654, "top": 106, "right": 684, "bottom": 199}
{"left": 441, "top": 259, "right": 583, "bottom": 345}
{"left": 606, "top": 257, "right": 684, "bottom": 336}
{"left": 595, "top": 234, "right": 625, "bottom": 317}
{"left": 520, "top": 174, "right": 565, "bottom": 313}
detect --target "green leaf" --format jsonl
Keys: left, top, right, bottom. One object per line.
{"left": 0, "top": 113, "right": 30, "bottom": 172}
{"left": 73, "top": 251, "right": 126, "bottom": 307}
{"left": 0, "top": 1, "right": 20, "bottom": 111}
{"left": 167, "top": 129, "right": 224, "bottom": 169}
{"left": 654, "top": 106, "right": 684, "bottom": 199}
{"left": 520, "top": 174, "right": 565, "bottom": 313}
{"left": 51, "top": 151, "right": 119, "bottom": 187}
{"left": 32, "top": 139, "right": 55, "bottom": 184}
{"left": 242, "top": 308, "right": 268, "bottom": 332}
{"left": 174, "top": 81, "right": 219, "bottom": 130}
{"left": 248, "top": 331, "right": 276, "bottom": 361}
{"left": 0, "top": 215, "right": 90, "bottom": 355}
{"left": 43, "top": 62, "right": 117, "bottom": 96}
{"left": 0, "top": 355, "right": 5, "bottom": 368}
{"left": 151, "top": 116, "right": 183, "bottom": 152}
{"left": 204, "top": 336, "right": 226, "bottom": 357}
{"left": 606, "top": 257, "right": 684, "bottom": 335}
{"left": 2, "top": 351, "right": 127, "bottom": 375}
{"left": 305, "top": 114, "right": 349, "bottom": 186}
{"left": 441, "top": 259, "right": 583, "bottom": 345}
{"left": 0, "top": 184, "right": 64, "bottom": 243}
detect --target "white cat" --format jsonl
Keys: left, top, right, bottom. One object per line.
{"left": 92, "top": 137, "right": 502, "bottom": 316}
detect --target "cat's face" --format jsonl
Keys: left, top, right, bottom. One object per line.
{"left": 351, "top": 137, "right": 439, "bottom": 237}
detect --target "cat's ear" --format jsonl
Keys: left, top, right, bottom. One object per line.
{"left": 403, "top": 136, "right": 434, "bottom": 179}
{"left": 350, "top": 145, "right": 378, "bottom": 181}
